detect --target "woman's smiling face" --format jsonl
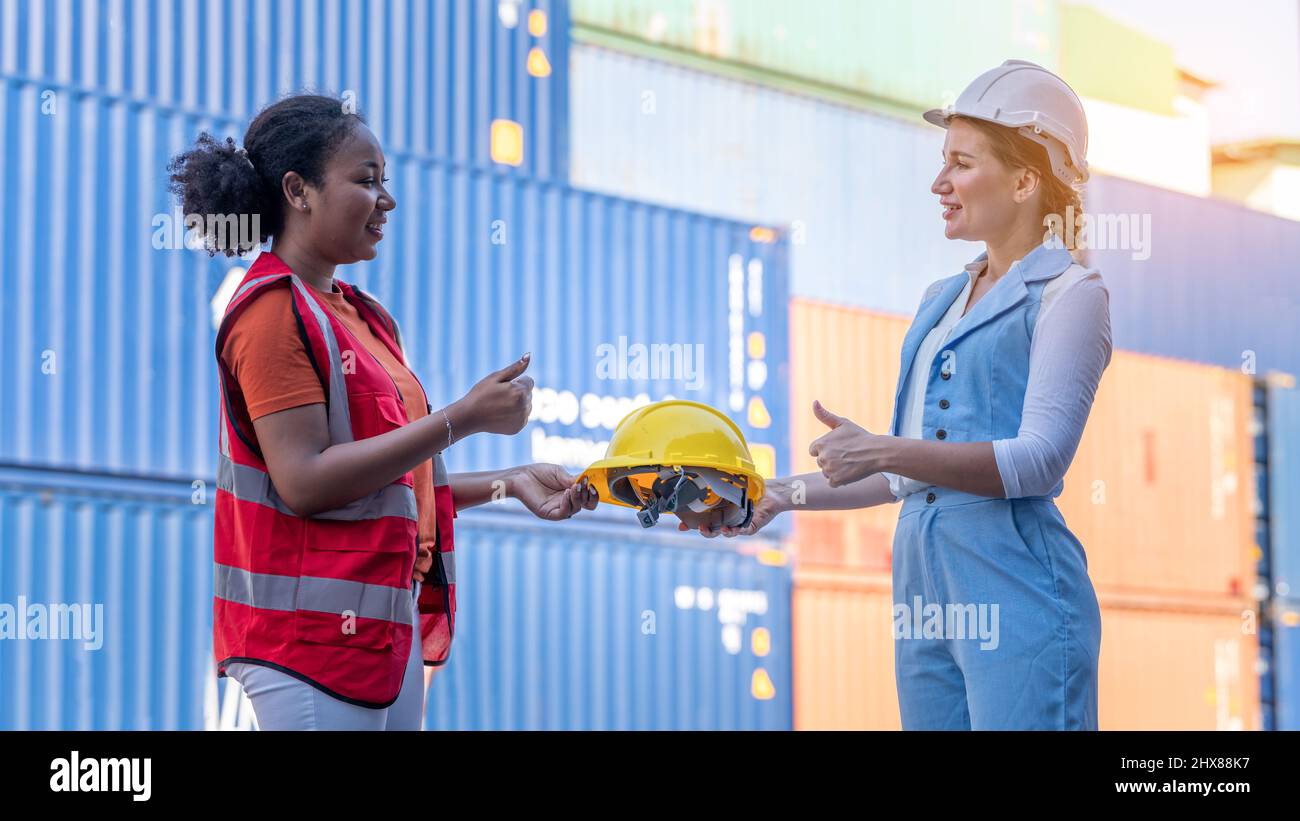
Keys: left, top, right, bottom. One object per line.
{"left": 931, "top": 117, "right": 1027, "bottom": 243}
{"left": 306, "top": 123, "right": 396, "bottom": 264}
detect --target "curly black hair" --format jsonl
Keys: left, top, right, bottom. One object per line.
{"left": 166, "top": 93, "right": 367, "bottom": 257}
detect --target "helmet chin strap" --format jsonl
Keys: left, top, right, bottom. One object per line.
{"left": 622, "top": 466, "right": 755, "bottom": 529}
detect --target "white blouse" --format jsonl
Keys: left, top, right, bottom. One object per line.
{"left": 883, "top": 255, "right": 1113, "bottom": 500}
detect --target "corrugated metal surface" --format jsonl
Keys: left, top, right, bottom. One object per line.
{"left": 424, "top": 509, "right": 792, "bottom": 730}
{"left": 1268, "top": 385, "right": 1300, "bottom": 598}
{"left": 0, "top": 90, "right": 791, "bottom": 500}
{"left": 570, "top": 44, "right": 981, "bottom": 315}
{"left": 788, "top": 300, "right": 1259, "bottom": 600}
{"left": 790, "top": 569, "right": 1261, "bottom": 730}
{"left": 0, "top": 81, "right": 229, "bottom": 477}
{"left": 791, "top": 570, "right": 898, "bottom": 730}
{"left": 570, "top": 0, "right": 1058, "bottom": 115}
{"left": 1058, "top": 351, "right": 1257, "bottom": 598}
{"left": 788, "top": 302, "right": 908, "bottom": 570}
{"left": 0, "top": 467, "right": 791, "bottom": 730}
{"left": 1097, "top": 600, "right": 1261, "bottom": 730}
{"left": 1085, "top": 173, "right": 1300, "bottom": 378}
{"left": 0, "top": 0, "right": 569, "bottom": 178}
{"left": 0, "top": 466, "right": 214, "bottom": 730}
{"left": 1273, "top": 599, "right": 1300, "bottom": 731}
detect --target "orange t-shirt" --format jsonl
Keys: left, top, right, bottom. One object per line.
{"left": 220, "top": 282, "right": 438, "bottom": 583}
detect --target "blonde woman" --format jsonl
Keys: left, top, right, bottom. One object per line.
{"left": 695, "top": 61, "right": 1111, "bottom": 730}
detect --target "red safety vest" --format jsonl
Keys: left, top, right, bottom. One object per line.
{"left": 212, "top": 251, "right": 456, "bottom": 708}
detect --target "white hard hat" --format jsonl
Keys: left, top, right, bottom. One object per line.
{"left": 924, "top": 59, "right": 1089, "bottom": 185}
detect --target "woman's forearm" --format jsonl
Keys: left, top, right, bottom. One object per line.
{"left": 777, "top": 471, "right": 897, "bottom": 511}
{"left": 284, "top": 400, "right": 478, "bottom": 516}
{"left": 447, "top": 469, "right": 515, "bottom": 512}
{"left": 880, "top": 438, "right": 1006, "bottom": 498}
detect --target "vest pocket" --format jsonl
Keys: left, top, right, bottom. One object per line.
{"left": 294, "top": 608, "right": 395, "bottom": 651}
{"left": 295, "top": 518, "right": 417, "bottom": 651}
{"left": 354, "top": 391, "right": 415, "bottom": 486}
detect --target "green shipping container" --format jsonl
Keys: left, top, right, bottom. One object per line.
{"left": 571, "top": 0, "right": 1060, "bottom": 117}
{"left": 1059, "top": 4, "right": 1178, "bottom": 116}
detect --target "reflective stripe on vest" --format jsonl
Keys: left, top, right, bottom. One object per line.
{"left": 215, "top": 563, "right": 415, "bottom": 626}
{"left": 438, "top": 551, "right": 456, "bottom": 585}
{"left": 288, "top": 275, "right": 354, "bottom": 447}
{"left": 217, "top": 453, "right": 417, "bottom": 522}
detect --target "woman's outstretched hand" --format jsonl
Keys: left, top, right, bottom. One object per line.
{"left": 508, "top": 463, "right": 599, "bottom": 521}
{"left": 676, "top": 478, "right": 793, "bottom": 538}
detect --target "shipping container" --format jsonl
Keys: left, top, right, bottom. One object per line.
{"left": 791, "top": 570, "right": 899, "bottom": 730}
{"left": 788, "top": 300, "right": 1259, "bottom": 599}
{"left": 0, "top": 0, "right": 570, "bottom": 178}
{"left": 790, "top": 569, "right": 1260, "bottom": 730}
{"left": 570, "top": 0, "right": 1058, "bottom": 117}
{"left": 422, "top": 508, "right": 792, "bottom": 730}
{"left": 0, "top": 79, "right": 791, "bottom": 502}
{"left": 570, "top": 43, "right": 982, "bottom": 315}
{"left": 1057, "top": 5, "right": 1214, "bottom": 195}
{"left": 1097, "top": 595, "right": 1261, "bottom": 731}
{"left": 0, "top": 465, "right": 214, "bottom": 730}
{"left": 1060, "top": 3, "right": 1179, "bottom": 116}
{"left": 1272, "top": 598, "right": 1300, "bottom": 731}
{"left": 1058, "top": 351, "right": 1257, "bottom": 598}
{"left": 1, "top": 466, "right": 793, "bottom": 730}
{"left": 788, "top": 302, "right": 908, "bottom": 570}
{"left": 1080, "top": 0, "right": 1300, "bottom": 146}
{"left": 1084, "top": 173, "right": 1300, "bottom": 379}
{"left": 1212, "top": 141, "right": 1300, "bottom": 222}
{"left": 1267, "top": 384, "right": 1300, "bottom": 598}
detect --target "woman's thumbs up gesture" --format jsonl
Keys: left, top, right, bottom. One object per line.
{"left": 457, "top": 353, "right": 535, "bottom": 436}
{"left": 807, "top": 399, "right": 882, "bottom": 487}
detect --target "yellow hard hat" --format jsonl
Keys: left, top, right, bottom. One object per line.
{"left": 579, "top": 400, "right": 764, "bottom": 528}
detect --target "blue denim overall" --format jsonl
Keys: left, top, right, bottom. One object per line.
{"left": 889, "top": 242, "right": 1102, "bottom": 730}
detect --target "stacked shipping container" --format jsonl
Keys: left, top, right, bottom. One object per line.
{"left": 1262, "top": 383, "right": 1300, "bottom": 729}
{"left": 3, "top": 0, "right": 1296, "bottom": 731}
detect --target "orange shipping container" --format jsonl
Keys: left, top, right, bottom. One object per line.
{"left": 1056, "top": 352, "right": 1256, "bottom": 599}
{"left": 789, "top": 301, "right": 909, "bottom": 571}
{"left": 788, "top": 299, "right": 1257, "bottom": 600}
{"left": 791, "top": 570, "right": 1260, "bottom": 730}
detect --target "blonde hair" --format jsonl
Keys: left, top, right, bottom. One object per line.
{"left": 951, "top": 115, "right": 1084, "bottom": 251}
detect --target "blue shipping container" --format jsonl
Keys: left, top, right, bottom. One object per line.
{"left": 0, "top": 0, "right": 570, "bottom": 179}
{"left": 569, "top": 44, "right": 982, "bottom": 315}
{"left": 0, "top": 466, "right": 213, "bottom": 730}
{"left": 1273, "top": 599, "right": 1300, "bottom": 732}
{"left": 1085, "top": 174, "right": 1300, "bottom": 378}
{"left": 1269, "top": 384, "right": 1300, "bottom": 598}
{"left": 0, "top": 83, "right": 792, "bottom": 502}
{"left": 0, "top": 467, "right": 792, "bottom": 730}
